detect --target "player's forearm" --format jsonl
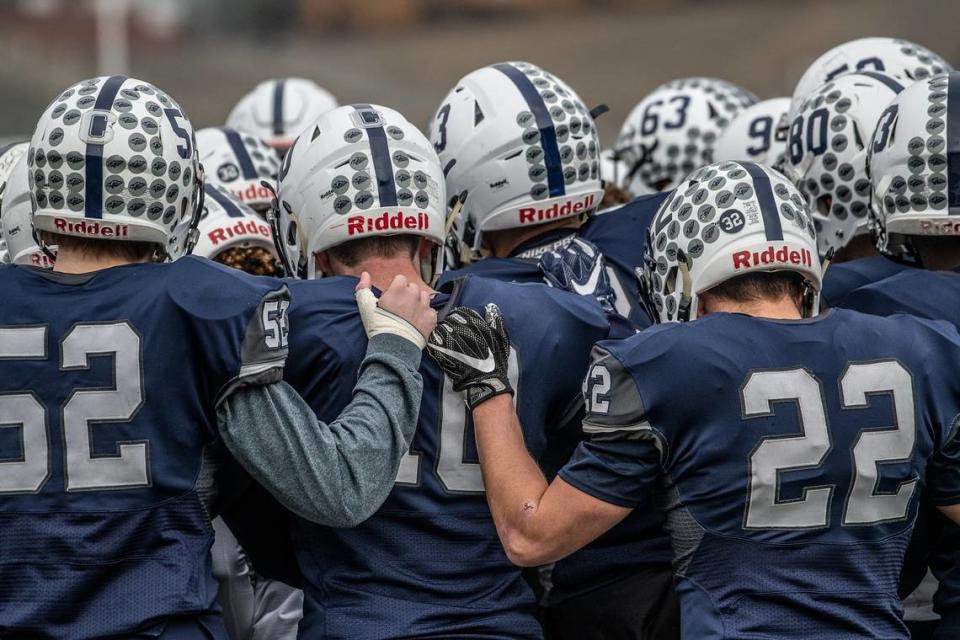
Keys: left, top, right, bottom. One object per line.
{"left": 217, "top": 333, "right": 423, "bottom": 527}
{"left": 473, "top": 395, "right": 556, "bottom": 566}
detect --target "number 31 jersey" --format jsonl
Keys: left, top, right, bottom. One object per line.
{"left": 283, "top": 274, "right": 611, "bottom": 639}
{"left": 0, "top": 258, "right": 289, "bottom": 639}
{"left": 560, "top": 309, "right": 960, "bottom": 639}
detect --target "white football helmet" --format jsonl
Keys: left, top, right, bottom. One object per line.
{"left": 783, "top": 72, "right": 906, "bottom": 256}
{"left": 2, "top": 150, "right": 53, "bottom": 267}
{"left": 193, "top": 183, "right": 276, "bottom": 261}
{"left": 712, "top": 97, "right": 791, "bottom": 169}
{"left": 275, "top": 104, "right": 446, "bottom": 280}
{"left": 868, "top": 72, "right": 960, "bottom": 257}
{"left": 790, "top": 37, "right": 951, "bottom": 122}
{"left": 28, "top": 76, "right": 204, "bottom": 261}
{"left": 0, "top": 142, "right": 29, "bottom": 263}
{"left": 639, "top": 161, "right": 821, "bottom": 322}
{"left": 429, "top": 62, "right": 603, "bottom": 251}
{"left": 196, "top": 127, "right": 280, "bottom": 215}
{"left": 599, "top": 148, "right": 634, "bottom": 193}
{"left": 616, "top": 77, "right": 758, "bottom": 194}
{"left": 226, "top": 78, "right": 338, "bottom": 153}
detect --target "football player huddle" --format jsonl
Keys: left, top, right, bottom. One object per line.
{"left": 1, "top": 35, "right": 959, "bottom": 640}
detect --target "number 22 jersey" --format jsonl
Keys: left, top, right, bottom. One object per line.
{"left": 283, "top": 274, "right": 612, "bottom": 639}
{"left": 560, "top": 309, "right": 960, "bottom": 639}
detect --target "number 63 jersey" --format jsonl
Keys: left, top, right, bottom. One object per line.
{"left": 560, "top": 308, "right": 960, "bottom": 640}
{"left": 283, "top": 274, "right": 612, "bottom": 640}
{"left": 0, "top": 258, "right": 289, "bottom": 639}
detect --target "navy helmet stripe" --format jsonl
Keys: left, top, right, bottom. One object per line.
{"left": 948, "top": 73, "right": 960, "bottom": 210}
{"left": 205, "top": 184, "right": 246, "bottom": 219}
{"left": 493, "top": 63, "right": 565, "bottom": 198}
{"left": 353, "top": 103, "right": 398, "bottom": 207}
{"left": 856, "top": 71, "right": 905, "bottom": 95}
{"left": 85, "top": 74, "right": 127, "bottom": 219}
{"left": 743, "top": 162, "right": 783, "bottom": 241}
{"left": 223, "top": 128, "right": 258, "bottom": 179}
{"left": 272, "top": 79, "right": 286, "bottom": 137}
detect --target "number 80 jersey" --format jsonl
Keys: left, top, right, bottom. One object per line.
{"left": 560, "top": 308, "right": 960, "bottom": 640}
{"left": 0, "top": 258, "right": 289, "bottom": 639}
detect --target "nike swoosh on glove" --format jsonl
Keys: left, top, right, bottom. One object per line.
{"left": 428, "top": 304, "right": 513, "bottom": 410}
{"left": 539, "top": 237, "right": 617, "bottom": 313}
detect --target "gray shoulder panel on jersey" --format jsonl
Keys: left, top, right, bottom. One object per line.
{"left": 581, "top": 344, "right": 667, "bottom": 462}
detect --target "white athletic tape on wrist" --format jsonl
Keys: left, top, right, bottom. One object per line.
{"left": 355, "top": 287, "right": 426, "bottom": 350}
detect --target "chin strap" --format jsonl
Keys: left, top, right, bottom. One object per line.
{"left": 677, "top": 250, "right": 694, "bottom": 322}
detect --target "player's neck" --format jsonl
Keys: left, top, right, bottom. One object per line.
{"left": 832, "top": 235, "right": 877, "bottom": 264}
{"left": 700, "top": 296, "right": 803, "bottom": 320}
{"left": 336, "top": 257, "right": 433, "bottom": 294}
{"left": 53, "top": 248, "right": 146, "bottom": 274}
{"left": 483, "top": 218, "right": 582, "bottom": 257}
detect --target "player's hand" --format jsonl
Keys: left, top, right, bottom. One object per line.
{"left": 428, "top": 304, "right": 513, "bottom": 410}
{"left": 539, "top": 238, "right": 617, "bottom": 313}
{"left": 355, "top": 272, "right": 436, "bottom": 349}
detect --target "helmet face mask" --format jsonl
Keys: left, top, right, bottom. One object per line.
{"left": 429, "top": 62, "right": 603, "bottom": 251}
{"left": 638, "top": 161, "right": 822, "bottom": 323}
{"left": 616, "top": 77, "right": 759, "bottom": 194}
{"left": 28, "top": 76, "right": 204, "bottom": 262}
{"left": 868, "top": 72, "right": 960, "bottom": 261}
{"left": 276, "top": 104, "right": 447, "bottom": 281}
{"left": 783, "top": 71, "right": 905, "bottom": 257}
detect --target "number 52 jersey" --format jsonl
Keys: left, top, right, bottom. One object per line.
{"left": 561, "top": 308, "right": 960, "bottom": 639}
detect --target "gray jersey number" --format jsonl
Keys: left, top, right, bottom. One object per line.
{"left": 397, "top": 347, "right": 520, "bottom": 493}
{"left": 743, "top": 362, "right": 916, "bottom": 529}
{"left": 0, "top": 323, "right": 148, "bottom": 494}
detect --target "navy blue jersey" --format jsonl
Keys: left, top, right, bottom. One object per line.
{"left": 561, "top": 309, "right": 960, "bottom": 639}
{"left": 283, "top": 275, "right": 610, "bottom": 639}
{"left": 821, "top": 255, "right": 912, "bottom": 308}
{"left": 0, "top": 258, "right": 289, "bottom": 639}
{"left": 580, "top": 192, "right": 668, "bottom": 326}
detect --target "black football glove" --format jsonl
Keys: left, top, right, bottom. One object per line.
{"left": 539, "top": 238, "right": 617, "bottom": 313}
{"left": 428, "top": 304, "right": 513, "bottom": 410}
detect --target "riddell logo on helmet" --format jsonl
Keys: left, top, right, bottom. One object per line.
{"left": 53, "top": 218, "right": 129, "bottom": 238}
{"left": 208, "top": 220, "right": 271, "bottom": 245}
{"left": 919, "top": 220, "right": 960, "bottom": 235}
{"left": 518, "top": 194, "right": 596, "bottom": 224}
{"left": 346, "top": 211, "right": 430, "bottom": 235}
{"left": 732, "top": 246, "right": 813, "bottom": 270}
{"left": 231, "top": 183, "right": 273, "bottom": 203}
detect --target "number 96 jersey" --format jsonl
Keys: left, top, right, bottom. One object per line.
{"left": 560, "top": 308, "right": 960, "bottom": 640}
{"left": 0, "top": 258, "right": 289, "bottom": 639}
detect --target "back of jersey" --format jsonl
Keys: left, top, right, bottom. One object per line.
{"left": 285, "top": 276, "right": 608, "bottom": 639}
{"left": 566, "top": 309, "right": 960, "bottom": 639}
{"left": 0, "top": 259, "right": 287, "bottom": 639}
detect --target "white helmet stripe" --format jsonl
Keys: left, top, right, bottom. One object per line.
{"left": 85, "top": 74, "right": 127, "bottom": 220}
{"left": 222, "top": 128, "right": 259, "bottom": 179}
{"left": 492, "top": 63, "right": 565, "bottom": 198}
{"left": 272, "top": 79, "right": 286, "bottom": 137}
{"left": 353, "top": 103, "right": 398, "bottom": 207}
{"left": 743, "top": 162, "right": 783, "bottom": 241}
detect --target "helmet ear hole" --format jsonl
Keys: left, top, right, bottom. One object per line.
{"left": 664, "top": 265, "right": 679, "bottom": 296}
{"left": 816, "top": 196, "right": 832, "bottom": 217}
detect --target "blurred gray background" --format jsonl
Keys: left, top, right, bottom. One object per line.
{"left": 1, "top": 0, "right": 957, "bottom": 145}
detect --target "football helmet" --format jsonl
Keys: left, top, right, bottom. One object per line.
{"left": 638, "top": 161, "right": 821, "bottom": 322}
{"left": 1, "top": 149, "right": 53, "bottom": 267}
{"left": 599, "top": 148, "right": 633, "bottom": 192}
{"left": 868, "top": 72, "right": 960, "bottom": 257}
{"left": 790, "top": 37, "right": 950, "bottom": 121}
{"left": 28, "top": 76, "right": 204, "bottom": 261}
{"left": 428, "top": 62, "right": 603, "bottom": 251}
{"left": 783, "top": 72, "right": 905, "bottom": 256}
{"left": 275, "top": 104, "right": 446, "bottom": 280}
{"left": 226, "top": 78, "right": 338, "bottom": 153}
{"left": 196, "top": 126, "right": 280, "bottom": 215}
{"left": 616, "top": 77, "right": 758, "bottom": 194}
{"left": 0, "top": 141, "right": 29, "bottom": 263}
{"left": 192, "top": 183, "right": 276, "bottom": 260}
{"left": 712, "top": 97, "right": 791, "bottom": 169}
